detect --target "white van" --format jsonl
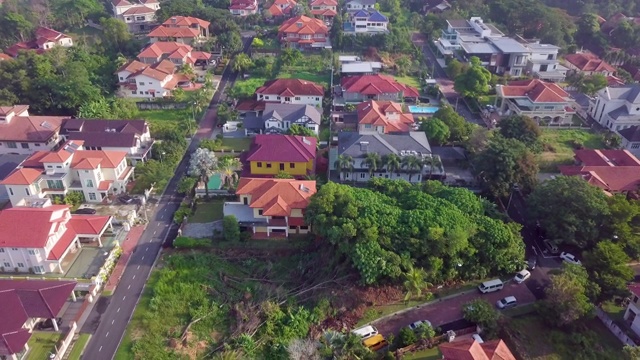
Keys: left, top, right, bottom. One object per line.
{"left": 478, "top": 279, "right": 504, "bottom": 294}
{"left": 351, "top": 325, "right": 378, "bottom": 339}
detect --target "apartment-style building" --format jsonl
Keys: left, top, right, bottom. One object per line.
{"left": 242, "top": 134, "right": 317, "bottom": 177}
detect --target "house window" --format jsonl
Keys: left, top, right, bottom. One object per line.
{"left": 21, "top": 143, "right": 29, "bottom": 149}
{"left": 316, "top": 97, "right": 320, "bottom": 101}
{"left": 257, "top": 162, "right": 262, "bottom": 168}
{"left": 6, "top": 142, "right": 16, "bottom": 148}
{"left": 266, "top": 163, "right": 272, "bottom": 168}
{"left": 86, "top": 179, "right": 94, "bottom": 188}
{"left": 132, "top": 91, "right": 137, "bottom": 95}
{"left": 635, "top": 296, "right": 639, "bottom": 303}
{"left": 8, "top": 188, "right": 12, "bottom": 196}
{"left": 35, "top": 143, "right": 40, "bottom": 147}
{"left": 243, "top": 197, "right": 248, "bottom": 205}
{"left": 3, "top": 262, "right": 9, "bottom": 268}
{"left": 289, "top": 163, "right": 295, "bottom": 168}
{"left": 139, "top": 82, "right": 145, "bottom": 86}
{"left": 17, "top": 263, "right": 24, "bottom": 268}
{"left": 279, "top": 163, "right": 285, "bottom": 171}
{"left": 0, "top": 248, "right": 4, "bottom": 253}
{"left": 284, "top": 97, "right": 291, "bottom": 102}
{"left": 25, "top": 188, "right": 30, "bottom": 196}
{"left": 295, "top": 97, "right": 301, "bottom": 100}
{"left": 258, "top": 209, "right": 263, "bottom": 215}
{"left": 11, "top": 248, "right": 17, "bottom": 251}
{"left": 28, "top": 249, "right": 39, "bottom": 255}
{"left": 631, "top": 143, "right": 640, "bottom": 149}
{"left": 360, "top": 173, "right": 365, "bottom": 178}
{"left": 88, "top": 193, "right": 97, "bottom": 201}
{"left": 300, "top": 226, "right": 309, "bottom": 230}
{"left": 33, "top": 266, "right": 45, "bottom": 274}
{"left": 364, "top": 124, "right": 372, "bottom": 129}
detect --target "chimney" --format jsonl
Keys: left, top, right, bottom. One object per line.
{"left": 171, "top": 17, "right": 177, "bottom": 23}
{"left": 359, "top": 141, "right": 369, "bottom": 152}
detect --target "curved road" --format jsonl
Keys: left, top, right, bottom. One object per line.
{"left": 81, "top": 36, "right": 253, "bottom": 360}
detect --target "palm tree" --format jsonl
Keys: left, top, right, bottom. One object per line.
{"left": 334, "top": 154, "right": 354, "bottom": 181}
{"left": 422, "top": 155, "right": 443, "bottom": 179}
{"left": 232, "top": 53, "right": 253, "bottom": 75}
{"left": 402, "top": 155, "right": 423, "bottom": 182}
{"left": 383, "top": 153, "right": 402, "bottom": 178}
{"left": 403, "top": 265, "right": 431, "bottom": 302}
{"left": 363, "top": 153, "right": 381, "bottom": 179}
{"left": 217, "top": 156, "right": 242, "bottom": 188}
{"left": 178, "top": 64, "right": 194, "bottom": 76}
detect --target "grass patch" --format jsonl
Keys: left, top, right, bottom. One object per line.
{"left": 537, "top": 129, "right": 606, "bottom": 172}
{"left": 602, "top": 300, "right": 626, "bottom": 322}
{"left": 27, "top": 332, "right": 64, "bottom": 360}
{"left": 220, "top": 137, "right": 252, "bottom": 152}
{"left": 67, "top": 333, "right": 91, "bottom": 360}
{"left": 228, "top": 77, "right": 267, "bottom": 99}
{"left": 394, "top": 75, "right": 422, "bottom": 89}
{"left": 356, "top": 299, "right": 427, "bottom": 327}
{"left": 189, "top": 200, "right": 224, "bottom": 223}
{"left": 502, "top": 302, "right": 536, "bottom": 317}
{"left": 211, "top": 237, "right": 310, "bottom": 250}
{"left": 102, "top": 289, "right": 113, "bottom": 297}
{"left": 278, "top": 70, "right": 331, "bottom": 88}
{"left": 69, "top": 26, "right": 103, "bottom": 45}
{"left": 403, "top": 347, "right": 442, "bottom": 360}
{"left": 477, "top": 95, "right": 497, "bottom": 106}
{"left": 139, "top": 109, "right": 183, "bottom": 123}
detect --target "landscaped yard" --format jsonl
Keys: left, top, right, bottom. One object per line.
{"left": 602, "top": 300, "right": 626, "bottom": 322}
{"left": 537, "top": 129, "right": 606, "bottom": 172}
{"left": 189, "top": 200, "right": 224, "bottom": 223}
{"left": 220, "top": 137, "right": 252, "bottom": 152}
{"left": 67, "top": 333, "right": 91, "bottom": 360}
{"left": 278, "top": 70, "right": 331, "bottom": 88}
{"left": 404, "top": 347, "right": 442, "bottom": 360}
{"left": 394, "top": 75, "right": 422, "bottom": 89}
{"left": 27, "top": 332, "right": 64, "bottom": 360}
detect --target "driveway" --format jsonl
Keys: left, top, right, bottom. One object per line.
{"left": 373, "top": 280, "right": 537, "bottom": 336}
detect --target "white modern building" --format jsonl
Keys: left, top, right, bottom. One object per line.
{"left": 344, "top": 10, "right": 389, "bottom": 34}
{"left": 589, "top": 85, "right": 640, "bottom": 131}
{"left": 344, "top": 0, "right": 376, "bottom": 11}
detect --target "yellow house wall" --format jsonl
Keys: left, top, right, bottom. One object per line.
{"left": 250, "top": 161, "right": 308, "bottom": 176}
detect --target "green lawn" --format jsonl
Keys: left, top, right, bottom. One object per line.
{"left": 394, "top": 75, "right": 422, "bottom": 89}
{"left": 67, "top": 333, "right": 91, "bottom": 360}
{"left": 139, "top": 109, "right": 183, "bottom": 123}
{"left": 602, "top": 300, "right": 626, "bottom": 322}
{"left": 477, "top": 95, "right": 497, "bottom": 106}
{"left": 229, "top": 77, "right": 267, "bottom": 99}
{"left": 278, "top": 70, "right": 331, "bottom": 88}
{"left": 27, "top": 332, "right": 64, "bottom": 360}
{"left": 189, "top": 200, "right": 224, "bottom": 223}
{"left": 538, "top": 129, "right": 606, "bottom": 172}
{"left": 403, "top": 347, "right": 442, "bottom": 360}
{"left": 114, "top": 273, "right": 157, "bottom": 360}
{"left": 220, "top": 137, "right": 252, "bottom": 152}
{"left": 356, "top": 299, "right": 429, "bottom": 327}
{"left": 68, "top": 26, "right": 103, "bottom": 45}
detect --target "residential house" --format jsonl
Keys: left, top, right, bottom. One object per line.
{"left": 622, "top": 64, "right": 640, "bottom": 82}
{"left": 5, "top": 27, "right": 73, "bottom": 57}
{"left": 344, "top": 0, "right": 376, "bottom": 12}
{"left": 422, "top": 0, "right": 450, "bottom": 14}
{"left": 619, "top": 126, "right": 640, "bottom": 158}
{"left": 60, "top": 118, "right": 154, "bottom": 163}
{"left": 344, "top": 10, "right": 388, "bottom": 34}
{"left": 0, "top": 155, "right": 28, "bottom": 203}
{"left": 339, "top": 55, "right": 382, "bottom": 75}
{"left": 439, "top": 338, "right": 516, "bottom": 360}
{"left": 564, "top": 52, "right": 616, "bottom": 76}
{"left": 1, "top": 141, "right": 134, "bottom": 205}
{"left": 558, "top": 149, "right": 640, "bottom": 195}
{"left": 310, "top": 0, "right": 338, "bottom": 22}
{"left": 112, "top": 0, "right": 161, "bottom": 33}
{"left": 357, "top": 100, "right": 414, "bottom": 133}
{"left": 0, "top": 105, "right": 65, "bottom": 155}
{"left": 268, "top": 0, "right": 298, "bottom": 17}
{"left": 229, "top": 0, "right": 258, "bottom": 16}
{"left": 588, "top": 85, "right": 640, "bottom": 131}
{"left": 147, "top": 16, "right": 211, "bottom": 46}
{"left": 0, "top": 279, "right": 77, "bottom": 359}
{"left": 223, "top": 178, "right": 316, "bottom": 237}
{"left": 330, "top": 131, "right": 442, "bottom": 183}
{"left": 242, "top": 134, "right": 317, "bottom": 177}
{"left": 524, "top": 43, "right": 568, "bottom": 82}
{"left": 337, "top": 74, "right": 420, "bottom": 107}
{"left": 242, "top": 103, "right": 322, "bottom": 135}
{"left": 624, "top": 284, "right": 640, "bottom": 337}
{"left": 0, "top": 53, "right": 12, "bottom": 61}
{"left": 278, "top": 15, "right": 331, "bottom": 50}
{"left": 256, "top": 78, "right": 325, "bottom": 106}
{"left": 0, "top": 200, "right": 112, "bottom": 274}
{"left": 495, "top": 79, "right": 575, "bottom": 123}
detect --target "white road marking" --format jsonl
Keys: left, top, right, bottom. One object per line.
{"left": 123, "top": 296, "right": 126, "bottom": 300}
{"left": 157, "top": 223, "right": 161, "bottom": 227}
{"left": 106, "top": 332, "right": 109, "bottom": 337}
{"left": 153, "top": 231, "right": 156, "bottom": 235}
{"left": 137, "top": 265, "right": 140, "bottom": 270}
{"left": 132, "top": 275, "right": 136, "bottom": 280}
{"left": 164, "top": 208, "right": 167, "bottom": 212}
{"left": 99, "top": 346, "right": 102, "bottom": 352}
{"left": 117, "top": 308, "right": 120, "bottom": 313}
{"left": 128, "top": 285, "right": 131, "bottom": 289}
{"left": 142, "top": 256, "right": 145, "bottom": 260}
{"left": 145, "top": 247, "right": 148, "bottom": 252}
{"left": 112, "top": 320, "right": 115, "bottom": 325}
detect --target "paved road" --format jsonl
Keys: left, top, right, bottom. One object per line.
{"left": 80, "top": 36, "right": 254, "bottom": 360}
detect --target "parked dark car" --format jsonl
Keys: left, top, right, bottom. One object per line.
{"left": 527, "top": 256, "right": 537, "bottom": 270}
{"left": 74, "top": 208, "right": 96, "bottom": 215}
{"left": 118, "top": 195, "right": 133, "bottom": 204}
{"left": 37, "top": 318, "right": 62, "bottom": 330}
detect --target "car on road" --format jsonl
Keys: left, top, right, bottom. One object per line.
{"left": 118, "top": 195, "right": 134, "bottom": 204}
{"left": 74, "top": 207, "right": 96, "bottom": 215}
{"left": 514, "top": 270, "right": 531, "bottom": 284}
{"left": 363, "top": 334, "right": 388, "bottom": 351}
{"left": 351, "top": 325, "right": 378, "bottom": 339}
{"left": 37, "top": 317, "right": 62, "bottom": 330}
{"left": 408, "top": 320, "right": 432, "bottom": 331}
{"left": 560, "top": 252, "right": 581, "bottom": 265}
{"left": 527, "top": 256, "right": 537, "bottom": 270}
{"left": 543, "top": 239, "right": 559, "bottom": 254}
{"left": 496, "top": 296, "right": 518, "bottom": 309}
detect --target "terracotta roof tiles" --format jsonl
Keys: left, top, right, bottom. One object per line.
{"left": 256, "top": 78, "right": 324, "bottom": 97}
{"left": 499, "top": 79, "right": 570, "bottom": 103}
{"left": 565, "top": 53, "right": 616, "bottom": 73}
{"left": 341, "top": 74, "right": 420, "bottom": 97}
{"left": 235, "top": 178, "right": 316, "bottom": 216}
{"left": 278, "top": 15, "right": 328, "bottom": 35}
{"left": 559, "top": 149, "right": 640, "bottom": 192}
{"left": 357, "top": 100, "right": 414, "bottom": 133}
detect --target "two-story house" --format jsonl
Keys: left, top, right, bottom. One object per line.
{"left": 112, "top": 0, "right": 160, "bottom": 33}
{"left": 564, "top": 52, "right": 616, "bottom": 77}
{"left": 357, "top": 100, "right": 414, "bottom": 133}
{"left": 1, "top": 141, "right": 133, "bottom": 206}
{"left": 344, "top": 10, "right": 388, "bottom": 34}
{"left": 330, "top": 131, "right": 443, "bottom": 183}
{"left": 243, "top": 103, "right": 322, "bottom": 135}
{"left": 242, "top": 134, "right": 317, "bottom": 177}
{"left": 495, "top": 79, "right": 575, "bottom": 123}
{"left": 619, "top": 126, "right": 640, "bottom": 158}
{"left": 0, "top": 155, "right": 28, "bottom": 203}
{"left": 223, "top": 178, "right": 316, "bottom": 238}
{"left": 310, "top": 0, "right": 338, "bottom": 22}
{"left": 0, "top": 201, "right": 112, "bottom": 274}
{"left": 268, "top": 0, "right": 298, "bottom": 17}
{"left": 147, "top": 16, "right": 211, "bottom": 46}
{"left": 5, "top": 27, "right": 73, "bottom": 57}
{"left": 524, "top": 43, "right": 568, "bottom": 82}
{"left": 0, "top": 279, "right": 77, "bottom": 359}
{"left": 559, "top": 149, "right": 640, "bottom": 195}
{"left": 256, "top": 78, "right": 325, "bottom": 106}
{"left": 344, "top": 0, "right": 376, "bottom": 12}
{"left": 60, "top": 118, "right": 154, "bottom": 163}
{"left": 624, "top": 284, "right": 640, "bottom": 338}
{"left": 278, "top": 15, "right": 331, "bottom": 50}
{"left": 0, "top": 105, "right": 65, "bottom": 155}
{"left": 229, "top": 0, "right": 258, "bottom": 16}
{"left": 336, "top": 74, "right": 419, "bottom": 108}
{"left": 588, "top": 85, "right": 640, "bottom": 131}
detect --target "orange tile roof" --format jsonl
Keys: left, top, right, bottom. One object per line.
{"left": 269, "top": 4, "right": 285, "bottom": 16}
{"left": 68, "top": 215, "right": 111, "bottom": 235}
{"left": 0, "top": 168, "right": 42, "bottom": 185}
{"left": 148, "top": 26, "right": 200, "bottom": 38}
{"left": 499, "top": 79, "right": 570, "bottom": 103}
{"left": 122, "top": 5, "right": 155, "bottom": 15}
{"left": 236, "top": 178, "right": 316, "bottom": 216}
{"left": 341, "top": 74, "right": 420, "bottom": 97}
{"left": 357, "top": 100, "right": 414, "bottom": 133}
{"left": 137, "top": 42, "right": 192, "bottom": 60}
{"left": 70, "top": 150, "right": 127, "bottom": 170}
{"left": 0, "top": 53, "right": 11, "bottom": 61}
{"left": 115, "top": 60, "right": 147, "bottom": 74}
{"left": 278, "top": 15, "right": 328, "bottom": 36}
{"left": 565, "top": 53, "right": 616, "bottom": 73}
{"left": 310, "top": 0, "right": 337, "bottom": 5}
{"left": 439, "top": 339, "right": 516, "bottom": 360}
{"left": 256, "top": 78, "right": 324, "bottom": 96}
{"left": 162, "top": 16, "right": 210, "bottom": 28}
{"left": 311, "top": 8, "right": 337, "bottom": 16}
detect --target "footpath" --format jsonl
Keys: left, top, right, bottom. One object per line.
{"left": 104, "top": 225, "right": 146, "bottom": 292}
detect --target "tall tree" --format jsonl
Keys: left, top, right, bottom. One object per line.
{"left": 232, "top": 53, "right": 253, "bottom": 75}
{"left": 403, "top": 265, "right": 430, "bottom": 301}
{"left": 602, "top": 195, "right": 640, "bottom": 259}
{"left": 498, "top": 115, "right": 542, "bottom": 148}
{"left": 454, "top": 56, "right": 491, "bottom": 98}
{"left": 99, "top": 17, "right": 131, "bottom": 53}
{"left": 420, "top": 118, "right": 450, "bottom": 145}
{"left": 363, "top": 152, "right": 381, "bottom": 178}
{"left": 584, "top": 241, "right": 634, "bottom": 301}
{"left": 537, "top": 263, "right": 595, "bottom": 327}
{"left": 217, "top": 156, "right": 242, "bottom": 188}
{"left": 401, "top": 155, "right": 423, "bottom": 182}
{"left": 334, "top": 154, "right": 354, "bottom": 182}
{"left": 188, "top": 148, "right": 218, "bottom": 197}
{"left": 432, "top": 105, "right": 473, "bottom": 141}
{"left": 383, "top": 153, "right": 402, "bottom": 176}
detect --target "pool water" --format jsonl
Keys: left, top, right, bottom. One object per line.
{"left": 408, "top": 105, "right": 440, "bottom": 114}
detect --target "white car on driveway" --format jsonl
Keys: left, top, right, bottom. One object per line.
{"left": 560, "top": 252, "right": 581, "bottom": 265}
{"left": 408, "top": 320, "right": 432, "bottom": 331}
{"left": 514, "top": 270, "right": 531, "bottom": 284}
{"left": 496, "top": 296, "right": 518, "bottom": 309}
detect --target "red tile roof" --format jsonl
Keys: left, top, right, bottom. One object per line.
{"left": 35, "top": 27, "right": 71, "bottom": 44}
{"left": 48, "top": 228, "right": 75, "bottom": 260}
{"left": 630, "top": 284, "right": 640, "bottom": 297}
{"left": 0, "top": 205, "right": 71, "bottom": 249}
{"left": 341, "top": 74, "right": 420, "bottom": 98}
{"left": 310, "top": 0, "right": 337, "bottom": 5}
{"left": 499, "top": 79, "right": 570, "bottom": 103}
{"left": 68, "top": 215, "right": 111, "bottom": 235}
{"left": 236, "top": 100, "right": 267, "bottom": 112}
{"left": 245, "top": 134, "right": 316, "bottom": 163}
{"left": 279, "top": 15, "right": 328, "bottom": 36}
{"left": 122, "top": 5, "right": 156, "bottom": 15}
{"left": 115, "top": 60, "right": 147, "bottom": 74}
{"left": 0, "top": 53, "right": 12, "bottom": 61}
{"left": 0, "top": 290, "right": 30, "bottom": 356}
{"left": 161, "top": 16, "right": 210, "bottom": 29}
{"left": 236, "top": 178, "right": 316, "bottom": 216}
{"left": 439, "top": 339, "right": 516, "bottom": 360}
{"left": 148, "top": 26, "right": 200, "bottom": 39}
{"left": 0, "top": 113, "right": 65, "bottom": 142}
{"left": 559, "top": 150, "right": 640, "bottom": 192}
{"left": 70, "top": 150, "right": 127, "bottom": 169}
{"left": 607, "top": 75, "right": 625, "bottom": 86}
{"left": 357, "top": 100, "right": 414, "bottom": 133}
{"left": 565, "top": 53, "right": 616, "bottom": 73}
{"left": 137, "top": 42, "right": 192, "bottom": 60}
{"left": 256, "top": 78, "right": 325, "bottom": 97}
{"left": 269, "top": 0, "right": 297, "bottom": 15}
{"left": 229, "top": 0, "right": 257, "bottom": 10}
{"left": 311, "top": 8, "right": 337, "bottom": 16}
{"left": 575, "top": 149, "right": 640, "bottom": 166}
{"left": 0, "top": 168, "right": 42, "bottom": 185}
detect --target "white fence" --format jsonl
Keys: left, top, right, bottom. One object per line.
{"left": 596, "top": 307, "right": 637, "bottom": 347}
{"left": 52, "top": 322, "right": 77, "bottom": 360}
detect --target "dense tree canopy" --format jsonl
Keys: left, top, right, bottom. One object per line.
{"left": 420, "top": 118, "right": 450, "bottom": 145}
{"left": 431, "top": 105, "right": 474, "bottom": 142}
{"left": 498, "top": 115, "right": 542, "bottom": 149}
{"left": 584, "top": 241, "right": 634, "bottom": 301}
{"left": 602, "top": 195, "right": 640, "bottom": 259}
{"left": 537, "top": 263, "right": 595, "bottom": 328}
{"left": 305, "top": 179, "right": 525, "bottom": 285}
{"left": 454, "top": 57, "right": 491, "bottom": 99}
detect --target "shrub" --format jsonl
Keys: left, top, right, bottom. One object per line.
{"left": 223, "top": 215, "right": 241, "bottom": 242}
{"left": 173, "top": 205, "right": 191, "bottom": 223}
{"left": 173, "top": 236, "right": 211, "bottom": 249}
{"left": 398, "top": 327, "right": 417, "bottom": 347}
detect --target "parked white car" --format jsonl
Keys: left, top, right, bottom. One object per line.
{"left": 514, "top": 270, "right": 531, "bottom": 284}
{"left": 351, "top": 325, "right": 378, "bottom": 339}
{"left": 408, "top": 320, "right": 432, "bottom": 331}
{"left": 560, "top": 252, "right": 581, "bottom": 265}
{"left": 496, "top": 296, "right": 518, "bottom": 309}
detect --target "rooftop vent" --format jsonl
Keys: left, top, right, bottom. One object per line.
{"left": 302, "top": 137, "right": 312, "bottom": 146}
{"left": 299, "top": 184, "right": 310, "bottom": 192}
{"left": 41, "top": 121, "right": 53, "bottom": 130}
{"left": 359, "top": 141, "right": 369, "bottom": 152}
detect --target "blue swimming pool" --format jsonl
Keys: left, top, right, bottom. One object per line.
{"left": 408, "top": 105, "right": 440, "bottom": 114}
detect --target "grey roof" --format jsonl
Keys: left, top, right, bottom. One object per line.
{"left": 338, "top": 131, "right": 431, "bottom": 158}
{"left": 0, "top": 154, "right": 28, "bottom": 180}
{"left": 243, "top": 115, "right": 265, "bottom": 130}
{"left": 525, "top": 43, "right": 560, "bottom": 51}
{"left": 423, "top": 0, "right": 449, "bottom": 11}
{"left": 243, "top": 103, "right": 321, "bottom": 131}
{"left": 460, "top": 41, "right": 497, "bottom": 54}
{"left": 341, "top": 62, "right": 382, "bottom": 74}
{"left": 447, "top": 19, "right": 470, "bottom": 28}
{"left": 608, "top": 105, "right": 630, "bottom": 120}
{"left": 488, "top": 37, "right": 528, "bottom": 53}
{"left": 346, "top": 0, "right": 377, "bottom": 5}
{"left": 619, "top": 126, "right": 640, "bottom": 142}
{"left": 600, "top": 85, "right": 640, "bottom": 103}
{"left": 431, "top": 146, "right": 466, "bottom": 160}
